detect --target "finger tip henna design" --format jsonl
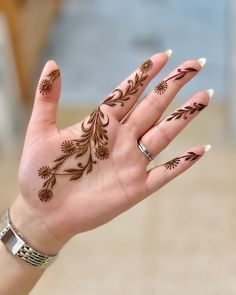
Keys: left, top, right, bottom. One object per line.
{"left": 103, "top": 59, "right": 152, "bottom": 107}
{"left": 37, "top": 59, "right": 152, "bottom": 202}
{"left": 154, "top": 67, "right": 198, "bottom": 95}
{"left": 38, "top": 69, "right": 60, "bottom": 95}
{"left": 164, "top": 152, "right": 201, "bottom": 170}
{"left": 139, "top": 59, "right": 153, "bottom": 73}
{"left": 166, "top": 102, "right": 207, "bottom": 121}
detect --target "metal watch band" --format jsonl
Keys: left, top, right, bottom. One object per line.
{"left": 0, "top": 209, "right": 58, "bottom": 269}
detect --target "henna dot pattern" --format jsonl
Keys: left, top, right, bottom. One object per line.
{"left": 154, "top": 67, "right": 198, "bottom": 95}
{"left": 39, "top": 69, "right": 60, "bottom": 95}
{"left": 37, "top": 59, "right": 152, "bottom": 202}
{"left": 164, "top": 152, "right": 200, "bottom": 170}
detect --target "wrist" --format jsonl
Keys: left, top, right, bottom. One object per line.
{"left": 9, "top": 195, "right": 66, "bottom": 255}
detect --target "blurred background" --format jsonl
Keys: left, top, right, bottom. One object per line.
{"left": 0, "top": 0, "right": 235, "bottom": 294}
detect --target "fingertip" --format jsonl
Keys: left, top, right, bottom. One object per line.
{"left": 36, "top": 60, "right": 61, "bottom": 101}
{"left": 30, "top": 60, "right": 61, "bottom": 128}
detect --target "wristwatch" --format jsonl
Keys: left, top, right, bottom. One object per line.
{"left": 0, "top": 209, "right": 58, "bottom": 268}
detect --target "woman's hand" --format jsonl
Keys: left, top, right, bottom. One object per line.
{"left": 11, "top": 50, "right": 211, "bottom": 254}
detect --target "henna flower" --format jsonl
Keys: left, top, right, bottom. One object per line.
{"left": 38, "top": 189, "right": 53, "bottom": 202}
{"left": 47, "top": 69, "right": 60, "bottom": 82}
{"left": 38, "top": 166, "right": 52, "bottom": 179}
{"left": 61, "top": 141, "right": 76, "bottom": 154}
{"left": 39, "top": 79, "right": 53, "bottom": 95}
{"left": 164, "top": 157, "right": 181, "bottom": 170}
{"left": 95, "top": 145, "right": 109, "bottom": 160}
{"left": 139, "top": 59, "right": 153, "bottom": 73}
{"left": 154, "top": 80, "right": 168, "bottom": 95}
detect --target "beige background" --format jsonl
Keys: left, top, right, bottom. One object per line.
{"left": 1, "top": 103, "right": 235, "bottom": 294}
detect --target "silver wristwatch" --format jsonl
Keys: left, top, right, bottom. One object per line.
{"left": 0, "top": 209, "right": 58, "bottom": 268}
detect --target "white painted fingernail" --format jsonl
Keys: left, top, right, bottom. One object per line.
{"left": 203, "top": 144, "right": 212, "bottom": 152}
{"left": 196, "top": 57, "right": 207, "bottom": 67}
{"left": 163, "top": 49, "right": 173, "bottom": 58}
{"left": 206, "top": 89, "right": 214, "bottom": 98}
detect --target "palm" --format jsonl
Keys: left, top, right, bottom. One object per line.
{"left": 17, "top": 53, "right": 208, "bottom": 243}
{"left": 19, "top": 107, "right": 147, "bottom": 237}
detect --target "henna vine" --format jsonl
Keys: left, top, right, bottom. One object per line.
{"left": 167, "top": 102, "right": 207, "bottom": 121}
{"left": 37, "top": 59, "right": 153, "bottom": 202}
{"left": 154, "top": 67, "right": 198, "bottom": 95}
{"left": 39, "top": 69, "right": 60, "bottom": 95}
{"left": 164, "top": 152, "right": 200, "bottom": 170}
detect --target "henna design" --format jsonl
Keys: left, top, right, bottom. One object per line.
{"left": 37, "top": 60, "right": 153, "bottom": 202}
{"left": 167, "top": 102, "right": 207, "bottom": 121}
{"left": 39, "top": 69, "right": 60, "bottom": 95}
{"left": 139, "top": 59, "right": 153, "bottom": 73}
{"left": 103, "top": 60, "right": 152, "bottom": 107}
{"left": 164, "top": 152, "right": 200, "bottom": 170}
{"left": 154, "top": 67, "right": 198, "bottom": 95}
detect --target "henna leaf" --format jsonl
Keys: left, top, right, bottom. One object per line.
{"left": 185, "top": 67, "right": 198, "bottom": 72}
{"left": 167, "top": 102, "right": 207, "bottom": 121}
{"left": 54, "top": 154, "right": 67, "bottom": 162}
{"left": 43, "top": 179, "right": 51, "bottom": 188}
{"left": 75, "top": 145, "right": 88, "bottom": 158}
{"left": 87, "top": 161, "right": 93, "bottom": 174}
{"left": 70, "top": 170, "right": 84, "bottom": 180}
{"left": 174, "top": 73, "right": 185, "bottom": 81}
{"left": 51, "top": 175, "right": 56, "bottom": 189}
{"left": 51, "top": 162, "right": 61, "bottom": 170}
{"left": 64, "top": 168, "right": 81, "bottom": 173}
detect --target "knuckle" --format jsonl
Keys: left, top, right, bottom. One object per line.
{"left": 158, "top": 125, "right": 172, "bottom": 146}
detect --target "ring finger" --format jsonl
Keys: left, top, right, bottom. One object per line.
{"left": 137, "top": 89, "right": 213, "bottom": 162}
{"left": 127, "top": 58, "right": 206, "bottom": 137}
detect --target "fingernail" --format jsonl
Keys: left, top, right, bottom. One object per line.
{"left": 203, "top": 144, "right": 211, "bottom": 152}
{"left": 163, "top": 49, "right": 173, "bottom": 58}
{"left": 196, "top": 57, "right": 207, "bottom": 68}
{"left": 206, "top": 89, "right": 214, "bottom": 98}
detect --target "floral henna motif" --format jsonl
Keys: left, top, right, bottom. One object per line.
{"left": 39, "top": 69, "right": 60, "bottom": 95}
{"left": 167, "top": 102, "right": 207, "bottom": 121}
{"left": 164, "top": 152, "right": 200, "bottom": 170}
{"left": 37, "top": 59, "right": 153, "bottom": 202}
{"left": 154, "top": 67, "right": 198, "bottom": 95}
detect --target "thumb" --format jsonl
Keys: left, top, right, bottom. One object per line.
{"left": 29, "top": 60, "right": 61, "bottom": 130}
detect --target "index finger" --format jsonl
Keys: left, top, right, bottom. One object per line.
{"left": 100, "top": 50, "right": 173, "bottom": 121}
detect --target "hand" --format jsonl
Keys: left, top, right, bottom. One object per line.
{"left": 11, "top": 51, "right": 211, "bottom": 254}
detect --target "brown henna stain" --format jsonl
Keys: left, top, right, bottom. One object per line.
{"left": 39, "top": 69, "right": 60, "bottom": 95}
{"left": 164, "top": 152, "right": 200, "bottom": 170}
{"left": 166, "top": 102, "right": 207, "bottom": 121}
{"left": 37, "top": 60, "right": 153, "bottom": 202}
{"left": 154, "top": 67, "right": 198, "bottom": 95}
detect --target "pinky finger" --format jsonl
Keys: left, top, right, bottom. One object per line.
{"left": 146, "top": 145, "right": 211, "bottom": 195}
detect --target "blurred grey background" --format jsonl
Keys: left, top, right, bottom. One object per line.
{"left": 0, "top": 0, "right": 235, "bottom": 294}
{"left": 46, "top": 0, "right": 226, "bottom": 105}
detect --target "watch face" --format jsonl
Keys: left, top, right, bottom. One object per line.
{"left": 1, "top": 227, "right": 25, "bottom": 255}
{"left": 1, "top": 228, "right": 14, "bottom": 244}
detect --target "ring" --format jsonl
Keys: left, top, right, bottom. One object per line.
{"left": 137, "top": 140, "right": 154, "bottom": 161}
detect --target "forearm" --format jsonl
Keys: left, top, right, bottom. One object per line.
{"left": 0, "top": 195, "right": 64, "bottom": 295}
{"left": 0, "top": 242, "right": 45, "bottom": 295}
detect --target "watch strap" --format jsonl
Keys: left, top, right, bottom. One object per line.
{"left": 0, "top": 209, "right": 58, "bottom": 268}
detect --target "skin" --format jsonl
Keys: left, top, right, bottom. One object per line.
{"left": 0, "top": 51, "right": 211, "bottom": 294}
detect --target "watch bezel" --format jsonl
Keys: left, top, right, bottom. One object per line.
{"left": 1, "top": 224, "right": 25, "bottom": 255}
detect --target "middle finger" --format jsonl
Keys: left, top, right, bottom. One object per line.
{"left": 126, "top": 58, "right": 206, "bottom": 138}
